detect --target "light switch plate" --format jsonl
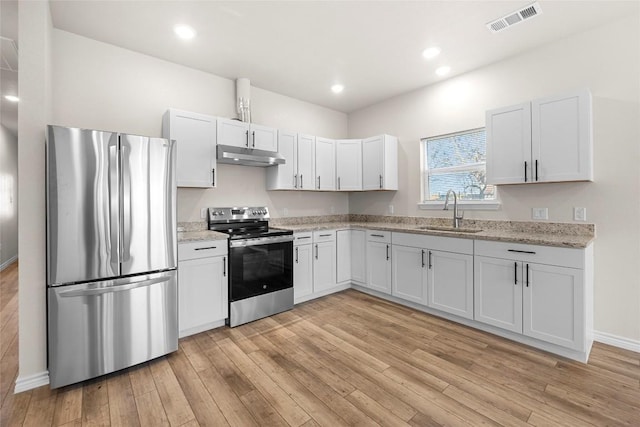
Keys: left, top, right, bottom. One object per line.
{"left": 388, "top": 204, "right": 394, "bottom": 214}
{"left": 200, "top": 208, "right": 207, "bottom": 219}
{"left": 532, "top": 207, "right": 548, "bottom": 220}
{"left": 574, "top": 207, "right": 586, "bottom": 221}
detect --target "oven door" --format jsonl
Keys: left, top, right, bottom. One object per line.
{"left": 228, "top": 235, "right": 293, "bottom": 302}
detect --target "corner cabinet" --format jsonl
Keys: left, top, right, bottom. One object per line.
{"left": 474, "top": 240, "right": 591, "bottom": 352}
{"left": 162, "top": 109, "right": 217, "bottom": 188}
{"left": 177, "top": 241, "right": 228, "bottom": 338}
{"left": 362, "top": 135, "right": 398, "bottom": 190}
{"left": 486, "top": 89, "right": 592, "bottom": 184}
{"left": 216, "top": 117, "right": 277, "bottom": 151}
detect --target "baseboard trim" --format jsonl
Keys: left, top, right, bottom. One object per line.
{"left": 15, "top": 371, "right": 50, "bottom": 394}
{"left": 594, "top": 331, "right": 640, "bottom": 353}
{"left": 0, "top": 255, "right": 18, "bottom": 271}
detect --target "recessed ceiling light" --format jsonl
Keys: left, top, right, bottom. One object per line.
{"left": 435, "top": 66, "right": 451, "bottom": 76}
{"left": 422, "top": 47, "right": 441, "bottom": 59}
{"left": 174, "top": 25, "right": 196, "bottom": 40}
{"left": 331, "top": 84, "right": 344, "bottom": 94}
{"left": 4, "top": 95, "right": 19, "bottom": 102}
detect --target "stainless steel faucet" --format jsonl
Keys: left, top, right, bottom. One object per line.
{"left": 443, "top": 189, "right": 464, "bottom": 228}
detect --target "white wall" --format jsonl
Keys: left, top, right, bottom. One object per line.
{"left": 0, "top": 125, "right": 18, "bottom": 268}
{"left": 17, "top": 0, "right": 52, "bottom": 390}
{"left": 51, "top": 30, "right": 349, "bottom": 222}
{"left": 348, "top": 16, "right": 640, "bottom": 342}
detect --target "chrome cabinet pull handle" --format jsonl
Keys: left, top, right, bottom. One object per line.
{"left": 526, "top": 263, "right": 530, "bottom": 287}
{"left": 428, "top": 251, "right": 432, "bottom": 269}
{"left": 386, "top": 244, "right": 389, "bottom": 261}
{"left": 535, "top": 160, "right": 539, "bottom": 181}
{"left": 223, "top": 257, "right": 226, "bottom": 277}
{"left": 252, "top": 131, "right": 256, "bottom": 148}
{"left": 421, "top": 250, "right": 425, "bottom": 268}
{"left": 194, "top": 246, "right": 217, "bottom": 251}
{"left": 379, "top": 174, "right": 383, "bottom": 189}
{"left": 212, "top": 168, "right": 216, "bottom": 186}
{"left": 295, "top": 247, "right": 299, "bottom": 264}
{"left": 514, "top": 261, "right": 518, "bottom": 285}
{"left": 524, "top": 161, "right": 528, "bottom": 182}
{"left": 315, "top": 244, "right": 318, "bottom": 259}
{"left": 338, "top": 177, "right": 341, "bottom": 190}
{"left": 245, "top": 130, "right": 249, "bottom": 147}
{"left": 508, "top": 249, "right": 536, "bottom": 255}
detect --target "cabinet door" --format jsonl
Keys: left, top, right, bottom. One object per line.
{"left": 313, "top": 240, "right": 336, "bottom": 292}
{"left": 217, "top": 118, "right": 250, "bottom": 148}
{"left": 523, "top": 263, "right": 584, "bottom": 350}
{"left": 474, "top": 256, "right": 522, "bottom": 333}
{"left": 294, "top": 244, "right": 313, "bottom": 301}
{"left": 392, "top": 245, "right": 427, "bottom": 304}
{"left": 366, "top": 241, "right": 392, "bottom": 294}
{"left": 178, "top": 255, "right": 227, "bottom": 337}
{"left": 163, "top": 110, "right": 216, "bottom": 188}
{"left": 486, "top": 102, "right": 532, "bottom": 184}
{"left": 315, "top": 137, "right": 335, "bottom": 190}
{"left": 297, "top": 134, "right": 316, "bottom": 190}
{"left": 350, "top": 230, "right": 366, "bottom": 285}
{"left": 336, "top": 139, "right": 363, "bottom": 191}
{"left": 362, "top": 135, "right": 384, "bottom": 190}
{"left": 251, "top": 123, "right": 278, "bottom": 151}
{"left": 531, "top": 90, "right": 592, "bottom": 182}
{"left": 336, "top": 230, "right": 352, "bottom": 284}
{"left": 428, "top": 250, "right": 473, "bottom": 319}
{"left": 267, "top": 131, "right": 296, "bottom": 190}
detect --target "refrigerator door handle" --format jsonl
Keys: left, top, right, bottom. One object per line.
{"left": 121, "top": 143, "right": 132, "bottom": 262}
{"left": 109, "top": 142, "right": 121, "bottom": 263}
{"left": 58, "top": 276, "right": 170, "bottom": 297}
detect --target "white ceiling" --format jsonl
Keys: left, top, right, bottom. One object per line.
{"left": 1, "top": 0, "right": 636, "bottom": 135}
{"left": 47, "top": 0, "right": 638, "bottom": 114}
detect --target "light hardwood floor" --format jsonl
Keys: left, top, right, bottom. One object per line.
{"left": 1, "top": 260, "right": 639, "bottom": 426}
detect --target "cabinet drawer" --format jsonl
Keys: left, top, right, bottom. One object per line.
{"left": 367, "top": 230, "right": 391, "bottom": 243}
{"left": 313, "top": 230, "right": 336, "bottom": 243}
{"left": 179, "top": 241, "right": 227, "bottom": 261}
{"left": 474, "top": 240, "right": 583, "bottom": 269}
{"left": 294, "top": 232, "right": 313, "bottom": 246}
{"left": 392, "top": 232, "right": 473, "bottom": 255}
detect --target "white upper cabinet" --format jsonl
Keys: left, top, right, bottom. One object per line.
{"left": 486, "top": 89, "right": 592, "bottom": 184}
{"left": 266, "top": 132, "right": 315, "bottom": 190}
{"left": 267, "top": 131, "right": 297, "bottom": 190}
{"left": 315, "top": 137, "right": 336, "bottom": 190}
{"left": 162, "top": 109, "right": 217, "bottom": 188}
{"left": 362, "top": 134, "right": 398, "bottom": 190}
{"left": 216, "top": 118, "right": 278, "bottom": 151}
{"left": 336, "top": 139, "right": 363, "bottom": 191}
{"left": 297, "top": 134, "right": 316, "bottom": 190}
{"left": 532, "top": 91, "right": 593, "bottom": 182}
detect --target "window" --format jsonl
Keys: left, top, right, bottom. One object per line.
{"left": 422, "top": 128, "right": 496, "bottom": 204}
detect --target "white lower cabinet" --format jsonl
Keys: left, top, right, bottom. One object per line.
{"left": 293, "top": 232, "right": 314, "bottom": 301}
{"left": 177, "top": 241, "right": 228, "bottom": 338}
{"left": 474, "top": 240, "right": 589, "bottom": 352}
{"left": 391, "top": 233, "right": 473, "bottom": 319}
{"left": 350, "top": 230, "right": 367, "bottom": 285}
{"left": 366, "top": 231, "right": 392, "bottom": 294}
{"left": 313, "top": 231, "right": 337, "bottom": 292}
{"left": 336, "top": 230, "right": 352, "bottom": 285}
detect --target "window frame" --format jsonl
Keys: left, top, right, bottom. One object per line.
{"left": 419, "top": 127, "right": 500, "bottom": 210}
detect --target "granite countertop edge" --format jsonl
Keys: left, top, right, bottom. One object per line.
{"left": 277, "top": 222, "right": 594, "bottom": 249}
{"left": 177, "top": 230, "right": 228, "bottom": 243}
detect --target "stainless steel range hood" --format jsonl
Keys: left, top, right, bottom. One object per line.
{"left": 217, "top": 144, "right": 285, "bottom": 167}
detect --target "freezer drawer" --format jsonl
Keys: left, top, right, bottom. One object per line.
{"left": 48, "top": 270, "right": 178, "bottom": 388}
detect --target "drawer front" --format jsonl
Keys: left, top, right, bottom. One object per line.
{"left": 179, "top": 241, "right": 227, "bottom": 261}
{"left": 313, "top": 230, "right": 336, "bottom": 243}
{"left": 367, "top": 230, "right": 391, "bottom": 243}
{"left": 392, "top": 232, "right": 473, "bottom": 255}
{"left": 294, "top": 232, "right": 313, "bottom": 246}
{"left": 474, "top": 240, "right": 583, "bottom": 269}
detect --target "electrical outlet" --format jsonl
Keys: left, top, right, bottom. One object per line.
{"left": 330, "top": 206, "right": 335, "bottom": 214}
{"left": 200, "top": 208, "right": 207, "bottom": 219}
{"left": 532, "top": 207, "right": 548, "bottom": 220}
{"left": 388, "top": 204, "right": 394, "bottom": 214}
{"left": 574, "top": 207, "right": 586, "bottom": 221}
{"left": 283, "top": 207, "right": 289, "bottom": 216}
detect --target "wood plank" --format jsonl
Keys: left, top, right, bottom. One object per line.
{"left": 22, "top": 385, "right": 58, "bottom": 427}
{"left": 128, "top": 363, "right": 156, "bottom": 397}
{"left": 80, "top": 377, "right": 110, "bottom": 426}
{"left": 106, "top": 370, "right": 140, "bottom": 427}
{"left": 149, "top": 356, "right": 196, "bottom": 426}
{"left": 238, "top": 389, "right": 290, "bottom": 427}
{"left": 52, "top": 383, "right": 83, "bottom": 426}
{"left": 345, "top": 389, "right": 411, "bottom": 427}
{"left": 167, "top": 347, "right": 229, "bottom": 427}
{"left": 135, "top": 390, "right": 170, "bottom": 427}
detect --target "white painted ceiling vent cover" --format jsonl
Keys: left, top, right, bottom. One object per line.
{"left": 487, "top": 2, "right": 542, "bottom": 33}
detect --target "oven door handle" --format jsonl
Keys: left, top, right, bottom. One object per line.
{"left": 229, "top": 235, "right": 294, "bottom": 248}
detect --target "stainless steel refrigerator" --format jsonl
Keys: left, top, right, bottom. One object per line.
{"left": 46, "top": 124, "right": 178, "bottom": 388}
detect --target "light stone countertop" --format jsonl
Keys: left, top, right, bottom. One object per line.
{"left": 272, "top": 218, "right": 595, "bottom": 249}
{"left": 177, "top": 230, "right": 228, "bottom": 243}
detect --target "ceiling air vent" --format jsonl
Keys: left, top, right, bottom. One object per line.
{"left": 487, "top": 2, "right": 542, "bottom": 33}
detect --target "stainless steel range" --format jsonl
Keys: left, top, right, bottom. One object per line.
{"left": 208, "top": 207, "right": 294, "bottom": 327}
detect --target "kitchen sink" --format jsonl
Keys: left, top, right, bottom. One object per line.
{"left": 417, "top": 226, "right": 483, "bottom": 233}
